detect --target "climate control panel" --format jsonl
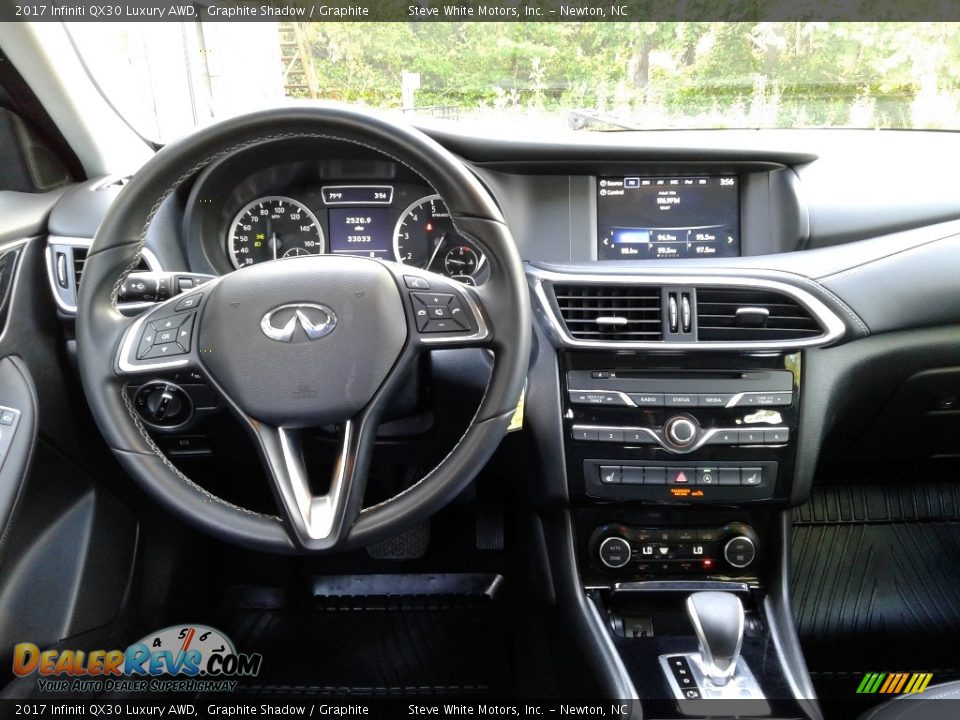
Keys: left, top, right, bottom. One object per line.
{"left": 590, "top": 522, "right": 759, "bottom": 575}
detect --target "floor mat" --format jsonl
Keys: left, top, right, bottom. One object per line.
{"left": 792, "top": 482, "right": 960, "bottom": 702}
{"left": 214, "top": 577, "right": 513, "bottom": 698}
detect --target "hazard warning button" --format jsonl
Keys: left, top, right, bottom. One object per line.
{"left": 667, "top": 468, "right": 693, "bottom": 485}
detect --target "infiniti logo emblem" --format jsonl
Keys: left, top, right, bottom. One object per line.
{"left": 260, "top": 303, "right": 338, "bottom": 343}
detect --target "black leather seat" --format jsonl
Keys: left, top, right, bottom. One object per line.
{"left": 859, "top": 681, "right": 960, "bottom": 719}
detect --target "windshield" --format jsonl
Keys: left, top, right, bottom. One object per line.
{"left": 67, "top": 21, "right": 960, "bottom": 142}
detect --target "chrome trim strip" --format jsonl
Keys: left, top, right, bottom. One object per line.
{"left": 47, "top": 236, "right": 162, "bottom": 314}
{"left": 763, "top": 595, "right": 812, "bottom": 703}
{"left": 585, "top": 595, "right": 640, "bottom": 703}
{"left": 613, "top": 580, "right": 751, "bottom": 593}
{"left": 528, "top": 266, "right": 847, "bottom": 350}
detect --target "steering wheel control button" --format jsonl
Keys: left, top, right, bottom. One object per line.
{"left": 599, "top": 466, "right": 621, "bottom": 484}
{"left": 142, "top": 343, "right": 185, "bottom": 360}
{"left": 174, "top": 293, "right": 202, "bottom": 311}
{"left": 0, "top": 407, "right": 18, "bottom": 426}
{"left": 724, "top": 537, "right": 757, "bottom": 568}
{"left": 410, "top": 289, "right": 475, "bottom": 333}
{"left": 404, "top": 275, "right": 430, "bottom": 290}
{"left": 599, "top": 537, "right": 632, "bottom": 569}
{"left": 133, "top": 382, "right": 194, "bottom": 429}
{"left": 176, "top": 313, "right": 196, "bottom": 351}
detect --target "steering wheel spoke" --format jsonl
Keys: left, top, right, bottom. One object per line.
{"left": 249, "top": 415, "right": 377, "bottom": 551}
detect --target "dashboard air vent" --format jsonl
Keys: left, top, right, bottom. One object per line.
{"left": 553, "top": 284, "right": 662, "bottom": 341}
{"left": 73, "top": 247, "right": 149, "bottom": 290}
{"left": 696, "top": 287, "right": 822, "bottom": 341}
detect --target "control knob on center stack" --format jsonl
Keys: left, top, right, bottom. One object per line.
{"left": 663, "top": 414, "right": 700, "bottom": 449}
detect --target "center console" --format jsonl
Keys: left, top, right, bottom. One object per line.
{"left": 527, "top": 261, "right": 844, "bottom": 717}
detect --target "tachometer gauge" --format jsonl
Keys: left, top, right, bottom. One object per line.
{"left": 393, "top": 195, "right": 486, "bottom": 282}
{"left": 228, "top": 196, "right": 324, "bottom": 269}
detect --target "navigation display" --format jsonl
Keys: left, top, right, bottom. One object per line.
{"left": 597, "top": 176, "right": 740, "bottom": 260}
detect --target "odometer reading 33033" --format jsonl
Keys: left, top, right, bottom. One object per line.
{"left": 228, "top": 196, "right": 325, "bottom": 269}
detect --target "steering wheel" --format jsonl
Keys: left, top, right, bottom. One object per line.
{"left": 75, "top": 107, "right": 531, "bottom": 553}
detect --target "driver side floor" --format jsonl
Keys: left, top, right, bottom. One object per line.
{"left": 212, "top": 576, "right": 513, "bottom": 698}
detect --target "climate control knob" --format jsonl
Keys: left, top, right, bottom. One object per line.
{"left": 664, "top": 415, "right": 699, "bottom": 448}
{"left": 598, "top": 536, "right": 632, "bottom": 569}
{"left": 723, "top": 536, "right": 757, "bottom": 568}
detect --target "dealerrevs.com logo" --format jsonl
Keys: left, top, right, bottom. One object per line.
{"left": 13, "top": 625, "right": 262, "bottom": 694}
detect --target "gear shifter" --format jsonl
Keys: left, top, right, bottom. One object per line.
{"left": 685, "top": 591, "right": 744, "bottom": 686}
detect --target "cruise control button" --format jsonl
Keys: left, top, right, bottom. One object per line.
{"left": 696, "top": 467, "right": 718, "bottom": 485}
{"left": 403, "top": 275, "right": 430, "bottom": 290}
{"left": 718, "top": 468, "right": 741, "bottom": 486}
{"left": 622, "top": 466, "right": 645, "bottom": 484}
{"left": 643, "top": 467, "right": 667, "bottom": 485}
{"left": 667, "top": 468, "right": 693, "bottom": 485}
{"left": 741, "top": 467, "right": 763, "bottom": 486}
{"left": 174, "top": 293, "right": 202, "bottom": 311}
{"left": 764, "top": 428, "right": 790, "bottom": 443}
{"left": 599, "top": 466, "right": 621, "bottom": 484}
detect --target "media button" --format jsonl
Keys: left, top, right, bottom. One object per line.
{"left": 698, "top": 393, "right": 735, "bottom": 407}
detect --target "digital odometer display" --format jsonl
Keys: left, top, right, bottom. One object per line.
{"left": 328, "top": 208, "right": 392, "bottom": 258}
{"left": 597, "top": 176, "right": 740, "bottom": 260}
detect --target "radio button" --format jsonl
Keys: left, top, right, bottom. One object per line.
{"left": 764, "top": 428, "right": 790, "bottom": 444}
{"left": 598, "top": 429, "right": 625, "bottom": 443}
{"left": 699, "top": 393, "right": 735, "bottom": 407}
{"left": 709, "top": 429, "right": 739, "bottom": 445}
{"left": 572, "top": 426, "right": 598, "bottom": 441}
{"left": 630, "top": 393, "right": 664, "bottom": 407}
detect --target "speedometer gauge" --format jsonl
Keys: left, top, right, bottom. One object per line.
{"left": 228, "top": 196, "right": 324, "bottom": 269}
{"left": 393, "top": 195, "right": 487, "bottom": 283}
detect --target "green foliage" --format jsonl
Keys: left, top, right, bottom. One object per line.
{"left": 296, "top": 22, "right": 960, "bottom": 129}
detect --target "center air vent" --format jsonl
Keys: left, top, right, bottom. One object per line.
{"left": 553, "top": 284, "right": 662, "bottom": 341}
{"left": 696, "top": 287, "right": 822, "bottom": 341}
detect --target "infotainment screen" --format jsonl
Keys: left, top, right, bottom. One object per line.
{"left": 597, "top": 176, "right": 740, "bottom": 260}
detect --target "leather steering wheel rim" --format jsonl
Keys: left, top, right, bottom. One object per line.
{"left": 75, "top": 106, "right": 531, "bottom": 554}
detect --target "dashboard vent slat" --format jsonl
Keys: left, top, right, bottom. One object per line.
{"left": 695, "top": 288, "right": 823, "bottom": 341}
{"left": 72, "top": 246, "right": 149, "bottom": 290}
{"left": 552, "top": 284, "right": 662, "bottom": 342}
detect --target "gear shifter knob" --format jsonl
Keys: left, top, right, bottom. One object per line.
{"left": 686, "top": 591, "right": 744, "bottom": 686}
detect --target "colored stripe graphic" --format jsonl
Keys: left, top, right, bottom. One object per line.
{"left": 858, "top": 673, "right": 934, "bottom": 694}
